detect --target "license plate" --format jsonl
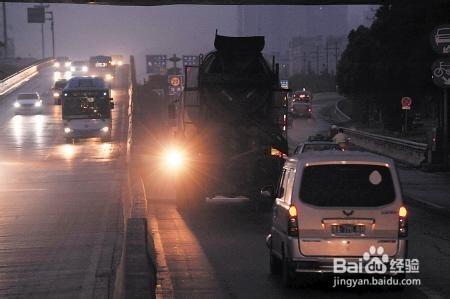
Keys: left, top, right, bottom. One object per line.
{"left": 332, "top": 224, "right": 365, "bottom": 235}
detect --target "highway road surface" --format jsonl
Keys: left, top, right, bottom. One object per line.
{"left": 0, "top": 67, "right": 129, "bottom": 298}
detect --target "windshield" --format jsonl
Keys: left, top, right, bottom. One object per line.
{"left": 301, "top": 144, "right": 341, "bottom": 152}
{"left": 17, "top": 93, "right": 38, "bottom": 99}
{"left": 300, "top": 164, "right": 396, "bottom": 207}
{"left": 62, "top": 97, "right": 111, "bottom": 119}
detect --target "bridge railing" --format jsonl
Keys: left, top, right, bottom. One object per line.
{"left": 342, "top": 127, "right": 428, "bottom": 167}
{"left": 0, "top": 58, "right": 54, "bottom": 97}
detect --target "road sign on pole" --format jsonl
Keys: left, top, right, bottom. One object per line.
{"left": 431, "top": 24, "right": 450, "bottom": 55}
{"left": 401, "top": 97, "right": 412, "bottom": 110}
{"left": 27, "top": 7, "right": 45, "bottom": 23}
{"left": 146, "top": 55, "right": 167, "bottom": 74}
{"left": 432, "top": 58, "right": 450, "bottom": 88}
{"left": 168, "top": 75, "right": 183, "bottom": 95}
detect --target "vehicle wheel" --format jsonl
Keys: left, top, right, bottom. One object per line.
{"left": 281, "top": 257, "right": 295, "bottom": 287}
{"left": 269, "top": 249, "right": 282, "bottom": 275}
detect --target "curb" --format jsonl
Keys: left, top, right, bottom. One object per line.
{"left": 403, "top": 193, "right": 450, "bottom": 216}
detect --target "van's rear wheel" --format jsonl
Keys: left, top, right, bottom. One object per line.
{"left": 269, "top": 249, "right": 281, "bottom": 275}
{"left": 281, "top": 257, "right": 295, "bottom": 287}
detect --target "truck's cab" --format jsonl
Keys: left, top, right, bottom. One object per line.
{"left": 61, "top": 77, "right": 114, "bottom": 143}
{"left": 89, "top": 55, "right": 114, "bottom": 83}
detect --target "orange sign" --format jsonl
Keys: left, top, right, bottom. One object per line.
{"left": 169, "top": 76, "right": 181, "bottom": 87}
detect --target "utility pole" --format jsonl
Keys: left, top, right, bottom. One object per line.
{"left": 2, "top": 3, "right": 7, "bottom": 58}
{"left": 46, "top": 11, "right": 55, "bottom": 57}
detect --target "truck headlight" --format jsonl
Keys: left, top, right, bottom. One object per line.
{"left": 34, "top": 101, "right": 42, "bottom": 107}
{"left": 164, "top": 148, "right": 186, "bottom": 170}
{"left": 53, "top": 92, "right": 60, "bottom": 98}
{"left": 64, "top": 127, "right": 72, "bottom": 134}
{"left": 14, "top": 102, "right": 20, "bottom": 108}
{"left": 101, "top": 126, "right": 109, "bottom": 133}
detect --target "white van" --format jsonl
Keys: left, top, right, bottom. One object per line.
{"left": 264, "top": 151, "right": 408, "bottom": 286}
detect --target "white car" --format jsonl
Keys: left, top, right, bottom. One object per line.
{"left": 14, "top": 92, "right": 43, "bottom": 114}
{"left": 264, "top": 151, "right": 408, "bottom": 287}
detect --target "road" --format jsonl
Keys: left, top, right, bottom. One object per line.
{"left": 141, "top": 94, "right": 450, "bottom": 298}
{"left": 0, "top": 67, "right": 128, "bottom": 298}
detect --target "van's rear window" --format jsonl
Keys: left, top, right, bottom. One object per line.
{"left": 299, "top": 164, "right": 396, "bottom": 207}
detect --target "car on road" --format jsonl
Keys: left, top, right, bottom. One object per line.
{"left": 13, "top": 92, "right": 43, "bottom": 114}
{"left": 264, "top": 151, "right": 408, "bottom": 287}
{"left": 293, "top": 141, "right": 341, "bottom": 155}
{"left": 53, "top": 56, "right": 71, "bottom": 69}
{"left": 52, "top": 79, "right": 68, "bottom": 105}
{"left": 70, "top": 61, "right": 89, "bottom": 77}
{"left": 289, "top": 90, "right": 313, "bottom": 118}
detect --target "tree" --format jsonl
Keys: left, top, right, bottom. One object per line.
{"left": 337, "top": 0, "right": 450, "bottom": 130}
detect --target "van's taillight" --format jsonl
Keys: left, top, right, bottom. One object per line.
{"left": 398, "top": 206, "right": 408, "bottom": 237}
{"left": 288, "top": 205, "right": 299, "bottom": 237}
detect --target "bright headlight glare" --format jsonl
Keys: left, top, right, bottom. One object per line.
{"left": 14, "top": 102, "right": 20, "bottom": 108}
{"left": 82, "top": 66, "right": 88, "bottom": 72}
{"left": 118, "top": 61, "right": 123, "bottom": 66}
{"left": 101, "top": 126, "right": 109, "bottom": 133}
{"left": 54, "top": 62, "right": 60, "bottom": 67}
{"left": 53, "top": 92, "right": 60, "bottom": 97}
{"left": 105, "top": 74, "right": 113, "bottom": 81}
{"left": 34, "top": 101, "right": 42, "bottom": 107}
{"left": 64, "top": 127, "right": 71, "bottom": 134}
{"left": 164, "top": 148, "right": 185, "bottom": 169}
{"left": 70, "top": 66, "right": 75, "bottom": 72}
{"left": 65, "top": 62, "right": 71, "bottom": 67}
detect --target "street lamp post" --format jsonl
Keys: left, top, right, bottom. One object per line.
{"left": 46, "top": 11, "right": 55, "bottom": 57}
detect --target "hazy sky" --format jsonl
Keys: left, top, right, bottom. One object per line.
{"left": 3, "top": 2, "right": 375, "bottom": 80}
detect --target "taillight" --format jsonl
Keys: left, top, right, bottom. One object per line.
{"left": 288, "top": 205, "right": 299, "bottom": 237}
{"left": 398, "top": 206, "right": 408, "bottom": 237}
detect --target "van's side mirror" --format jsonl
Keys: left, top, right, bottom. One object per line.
{"left": 168, "top": 103, "right": 176, "bottom": 120}
{"left": 110, "top": 98, "right": 114, "bottom": 109}
{"left": 260, "top": 185, "right": 275, "bottom": 201}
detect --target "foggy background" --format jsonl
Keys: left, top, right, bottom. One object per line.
{"left": 2, "top": 3, "right": 376, "bottom": 81}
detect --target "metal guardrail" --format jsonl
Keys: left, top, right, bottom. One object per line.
{"left": 0, "top": 58, "right": 54, "bottom": 96}
{"left": 343, "top": 127, "right": 428, "bottom": 167}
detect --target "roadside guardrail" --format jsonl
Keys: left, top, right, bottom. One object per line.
{"left": 0, "top": 58, "right": 54, "bottom": 96}
{"left": 343, "top": 127, "right": 428, "bottom": 167}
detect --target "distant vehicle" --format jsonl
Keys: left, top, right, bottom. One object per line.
{"left": 289, "top": 89, "right": 313, "bottom": 118}
{"left": 52, "top": 79, "right": 68, "bottom": 105}
{"left": 14, "top": 92, "right": 43, "bottom": 114}
{"left": 53, "top": 56, "right": 71, "bottom": 69}
{"left": 264, "top": 151, "right": 408, "bottom": 287}
{"left": 61, "top": 77, "right": 114, "bottom": 143}
{"left": 293, "top": 141, "right": 341, "bottom": 155}
{"left": 89, "top": 55, "right": 114, "bottom": 82}
{"left": 111, "top": 54, "right": 124, "bottom": 67}
{"left": 70, "top": 61, "right": 89, "bottom": 77}
{"left": 435, "top": 27, "right": 450, "bottom": 45}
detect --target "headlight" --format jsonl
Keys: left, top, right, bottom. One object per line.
{"left": 14, "top": 102, "right": 20, "bottom": 108}
{"left": 65, "top": 61, "right": 71, "bottom": 67}
{"left": 54, "top": 72, "right": 61, "bottom": 80}
{"left": 64, "top": 127, "right": 72, "bottom": 134}
{"left": 164, "top": 148, "right": 186, "bottom": 170}
{"left": 101, "top": 126, "right": 109, "bottom": 133}
{"left": 53, "top": 92, "right": 60, "bottom": 97}
{"left": 54, "top": 62, "right": 60, "bottom": 67}
{"left": 105, "top": 74, "right": 113, "bottom": 81}
{"left": 118, "top": 61, "right": 123, "bottom": 66}
{"left": 70, "top": 66, "right": 75, "bottom": 72}
{"left": 34, "top": 101, "right": 42, "bottom": 107}
{"left": 82, "top": 66, "right": 88, "bottom": 72}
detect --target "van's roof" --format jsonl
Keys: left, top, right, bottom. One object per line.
{"left": 286, "top": 150, "right": 394, "bottom": 166}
